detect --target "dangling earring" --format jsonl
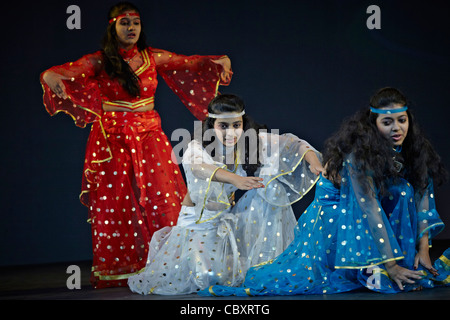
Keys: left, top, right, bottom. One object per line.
{"left": 392, "top": 145, "right": 403, "bottom": 172}
{"left": 393, "top": 145, "right": 402, "bottom": 153}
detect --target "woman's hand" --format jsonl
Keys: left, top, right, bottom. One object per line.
{"left": 230, "top": 175, "right": 264, "bottom": 190}
{"left": 211, "top": 56, "right": 233, "bottom": 84}
{"left": 384, "top": 262, "right": 424, "bottom": 290}
{"left": 309, "top": 164, "right": 325, "bottom": 176}
{"left": 304, "top": 150, "right": 325, "bottom": 175}
{"left": 414, "top": 235, "right": 439, "bottom": 277}
{"left": 213, "top": 168, "right": 264, "bottom": 190}
{"left": 42, "top": 71, "right": 70, "bottom": 99}
{"left": 414, "top": 250, "right": 439, "bottom": 277}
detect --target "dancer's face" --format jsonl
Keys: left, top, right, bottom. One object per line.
{"left": 375, "top": 104, "right": 409, "bottom": 146}
{"left": 213, "top": 116, "right": 244, "bottom": 147}
{"left": 115, "top": 11, "right": 141, "bottom": 49}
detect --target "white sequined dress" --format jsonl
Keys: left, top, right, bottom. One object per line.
{"left": 128, "top": 132, "right": 321, "bottom": 295}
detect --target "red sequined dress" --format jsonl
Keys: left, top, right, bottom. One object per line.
{"left": 40, "top": 46, "right": 230, "bottom": 288}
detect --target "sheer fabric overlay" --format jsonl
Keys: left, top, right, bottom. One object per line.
{"left": 199, "top": 154, "right": 449, "bottom": 296}
{"left": 127, "top": 133, "right": 321, "bottom": 294}
{"left": 40, "top": 46, "right": 229, "bottom": 288}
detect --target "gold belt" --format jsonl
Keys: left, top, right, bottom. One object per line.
{"left": 103, "top": 96, "right": 155, "bottom": 110}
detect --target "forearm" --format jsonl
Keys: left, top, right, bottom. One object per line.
{"left": 212, "top": 167, "right": 236, "bottom": 184}
{"left": 212, "top": 168, "right": 264, "bottom": 190}
{"left": 190, "top": 163, "right": 237, "bottom": 185}
{"left": 304, "top": 149, "right": 321, "bottom": 167}
{"left": 418, "top": 233, "right": 429, "bottom": 251}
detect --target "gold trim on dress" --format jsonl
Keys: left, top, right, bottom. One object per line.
{"left": 102, "top": 96, "right": 155, "bottom": 110}
{"left": 134, "top": 48, "right": 152, "bottom": 76}
{"left": 208, "top": 285, "right": 217, "bottom": 296}
{"left": 195, "top": 165, "right": 227, "bottom": 224}
{"left": 75, "top": 108, "right": 113, "bottom": 208}
{"left": 93, "top": 267, "right": 146, "bottom": 281}
{"left": 334, "top": 256, "right": 405, "bottom": 270}
{"left": 195, "top": 150, "right": 240, "bottom": 224}
{"left": 439, "top": 254, "right": 450, "bottom": 268}
{"left": 251, "top": 259, "right": 275, "bottom": 268}
{"left": 263, "top": 149, "right": 320, "bottom": 207}
{"left": 418, "top": 222, "right": 445, "bottom": 240}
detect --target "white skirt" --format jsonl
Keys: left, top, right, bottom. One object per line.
{"left": 128, "top": 206, "right": 244, "bottom": 295}
{"left": 232, "top": 188, "right": 297, "bottom": 270}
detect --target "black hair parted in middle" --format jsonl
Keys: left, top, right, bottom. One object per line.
{"left": 101, "top": 2, "right": 148, "bottom": 97}
{"left": 202, "top": 94, "right": 267, "bottom": 176}
{"left": 323, "top": 87, "right": 447, "bottom": 195}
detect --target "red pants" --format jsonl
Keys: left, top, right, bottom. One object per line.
{"left": 81, "top": 110, "right": 187, "bottom": 288}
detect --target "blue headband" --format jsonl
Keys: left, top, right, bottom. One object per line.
{"left": 370, "top": 106, "right": 408, "bottom": 114}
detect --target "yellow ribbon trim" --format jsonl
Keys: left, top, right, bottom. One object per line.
{"left": 264, "top": 149, "right": 320, "bottom": 207}
{"left": 195, "top": 165, "right": 227, "bottom": 224}
{"left": 418, "top": 222, "right": 445, "bottom": 240}
{"left": 439, "top": 254, "right": 450, "bottom": 268}
{"left": 134, "top": 49, "right": 151, "bottom": 76}
{"left": 334, "top": 256, "right": 405, "bottom": 270}
{"left": 103, "top": 96, "right": 155, "bottom": 110}
{"left": 93, "top": 267, "right": 145, "bottom": 281}
{"left": 208, "top": 285, "right": 217, "bottom": 296}
{"left": 74, "top": 106, "right": 113, "bottom": 208}
{"left": 195, "top": 150, "right": 240, "bottom": 224}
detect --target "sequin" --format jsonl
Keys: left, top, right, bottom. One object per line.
{"left": 129, "top": 132, "right": 319, "bottom": 295}
{"left": 198, "top": 163, "right": 447, "bottom": 297}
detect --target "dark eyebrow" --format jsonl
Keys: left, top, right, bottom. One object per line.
{"left": 217, "top": 120, "right": 242, "bottom": 125}
{"left": 380, "top": 114, "right": 407, "bottom": 121}
{"left": 119, "top": 17, "right": 141, "bottom": 22}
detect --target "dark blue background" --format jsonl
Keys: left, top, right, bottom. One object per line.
{"left": 1, "top": 0, "right": 449, "bottom": 266}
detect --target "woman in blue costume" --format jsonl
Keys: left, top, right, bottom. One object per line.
{"left": 200, "top": 87, "right": 450, "bottom": 296}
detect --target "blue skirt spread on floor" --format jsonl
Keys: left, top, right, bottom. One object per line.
{"left": 199, "top": 157, "right": 449, "bottom": 296}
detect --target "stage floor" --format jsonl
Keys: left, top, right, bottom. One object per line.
{"left": 1, "top": 240, "right": 449, "bottom": 301}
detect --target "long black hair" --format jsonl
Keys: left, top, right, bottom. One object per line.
{"left": 323, "top": 87, "right": 447, "bottom": 195}
{"left": 101, "top": 2, "right": 148, "bottom": 97}
{"left": 201, "top": 94, "right": 267, "bottom": 176}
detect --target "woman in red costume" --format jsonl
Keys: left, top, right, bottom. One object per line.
{"left": 40, "top": 1, "right": 232, "bottom": 288}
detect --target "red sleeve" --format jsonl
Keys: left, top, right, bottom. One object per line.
{"left": 40, "top": 52, "right": 104, "bottom": 128}
{"left": 151, "top": 48, "right": 231, "bottom": 121}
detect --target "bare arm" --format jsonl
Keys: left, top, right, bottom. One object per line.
{"left": 213, "top": 168, "right": 264, "bottom": 190}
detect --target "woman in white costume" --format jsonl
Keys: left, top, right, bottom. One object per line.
{"left": 128, "top": 94, "right": 323, "bottom": 295}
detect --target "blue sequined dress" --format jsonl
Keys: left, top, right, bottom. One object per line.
{"left": 199, "top": 155, "right": 449, "bottom": 296}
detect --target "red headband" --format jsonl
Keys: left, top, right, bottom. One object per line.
{"left": 109, "top": 12, "right": 140, "bottom": 24}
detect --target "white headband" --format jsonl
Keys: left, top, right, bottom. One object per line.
{"left": 207, "top": 111, "right": 245, "bottom": 119}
